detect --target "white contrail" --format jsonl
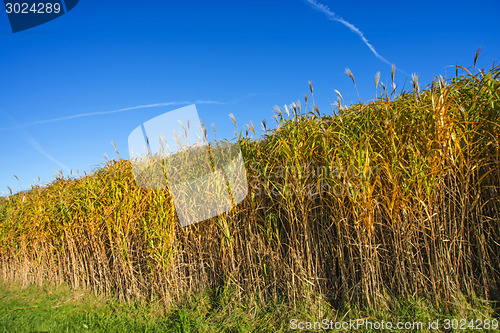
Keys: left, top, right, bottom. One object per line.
{"left": 21, "top": 131, "right": 71, "bottom": 172}
{"left": 0, "top": 95, "right": 258, "bottom": 132}
{"left": 304, "top": 0, "right": 392, "bottom": 66}
{"left": 4, "top": 114, "right": 70, "bottom": 172}
{"left": 0, "top": 100, "right": 224, "bottom": 131}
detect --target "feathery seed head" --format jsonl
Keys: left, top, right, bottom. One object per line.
{"left": 228, "top": 113, "right": 237, "bottom": 128}
{"left": 274, "top": 106, "right": 284, "bottom": 119}
{"left": 249, "top": 121, "right": 256, "bottom": 137}
{"left": 345, "top": 68, "right": 355, "bottom": 84}
{"left": 474, "top": 46, "right": 481, "bottom": 68}
{"left": 411, "top": 73, "right": 420, "bottom": 94}
{"left": 200, "top": 119, "right": 208, "bottom": 140}
{"left": 291, "top": 102, "right": 298, "bottom": 117}
{"left": 375, "top": 71, "right": 381, "bottom": 89}
{"left": 173, "top": 131, "right": 182, "bottom": 149}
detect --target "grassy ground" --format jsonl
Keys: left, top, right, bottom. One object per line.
{"left": 0, "top": 282, "right": 498, "bottom": 332}
{"left": 0, "top": 282, "right": 214, "bottom": 332}
{"left": 0, "top": 282, "right": 291, "bottom": 332}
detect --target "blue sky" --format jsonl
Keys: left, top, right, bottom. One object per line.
{"left": 1, "top": 0, "right": 499, "bottom": 195}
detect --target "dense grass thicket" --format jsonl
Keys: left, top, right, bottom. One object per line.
{"left": 1, "top": 63, "right": 499, "bottom": 319}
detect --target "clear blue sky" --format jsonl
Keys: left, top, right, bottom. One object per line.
{"left": 1, "top": 0, "right": 498, "bottom": 195}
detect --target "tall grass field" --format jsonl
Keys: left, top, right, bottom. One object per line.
{"left": 1, "top": 61, "right": 499, "bottom": 331}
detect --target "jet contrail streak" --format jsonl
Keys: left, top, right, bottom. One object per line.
{"left": 304, "top": 0, "right": 393, "bottom": 66}
{"left": 0, "top": 95, "right": 258, "bottom": 132}
{"left": 0, "top": 101, "right": 224, "bottom": 131}
{"left": 4, "top": 114, "right": 70, "bottom": 172}
{"left": 22, "top": 132, "right": 71, "bottom": 172}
